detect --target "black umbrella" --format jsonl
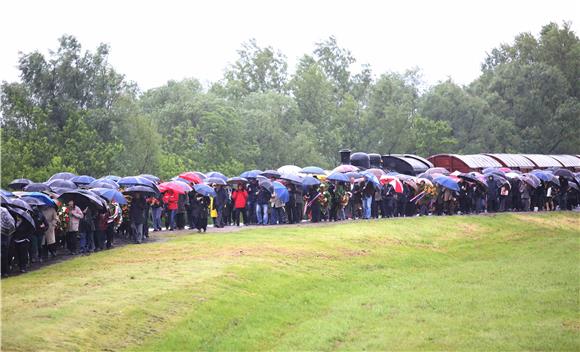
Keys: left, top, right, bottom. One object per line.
{"left": 1, "top": 197, "right": 36, "bottom": 236}
{"left": 553, "top": 169, "right": 577, "bottom": 182}
{"left": 20, "top": 196, "right": 45, "bottom": 207}
{"left": 2, "top": 197, "right": 34, "bottom": 212}
{"left": 205, "top": 177, "right": 227, "bottom": 186}
{"left": 48, "top": 172, "right": 76, "bottom": 182}
{"left": 23, "top": 183, "right": 52, "bottom": 192}
{"left": 261, "top": 170, "right": 282, "bottom": 179}
{"left": 123, "top": 186, "right": 158, "bottom": 195}
{"left": 46, "top": 179, "right": 78, "bottom": 189}
{"left": 59, "top": 190, "right": 105, "bottom": 210}
{"left": 8, "top": 178, "right": 33, "bottom": 190}
{"left": 258, "top": 179, "right": 274, "bottom": 192}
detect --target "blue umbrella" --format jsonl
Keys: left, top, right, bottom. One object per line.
{"left": 71, "top": 175, "right": 96, "bottom": 185}
{"left": 327, "top": 172, "right": 349, "bottom": 183}
{"left": 301, "top": 166, "right": 326, "bottom": 175}
{"left": 272, "top": 181, "right": 289, "bottom": 203}
{"left": 193, "top": 184, "right": 217, "bottom": 197}
{"left": 91, "top": 188, "right": 128, "bottom": 205}
{"left": 302, "top": 176, "right": 321, "bottom": 186}
{"left": 433, "top": 175, "right": 460, "bottom": 192}
{"left": 360, "top": 171, "right": 381, "bottom": 187}
{"left": 240, "top": 170, "right": 263, "bottom": 179}
{"left": 17, "top": 192, "right": 56, "bottom": 207}
{"left": 46, "top": 179, "right": 78, "bottom": 189}
{"left": 23, "top": 183, "right": 52, "bottom": 192}
{"left": 530, "top": 171, "right": 553, "bottom": 182}
{"left": 138, "top": 174, "right": 160, "bottom": 183}
{"left": 118, "top": 176, "right": 159, "bottom": 192}
{"left": 88, "top": 179, "right": 119, "bottom": 189}
{"left": 206, "top": 172, "right": 227, "bottom": 181}
{"left": 0, "top": 189, "right": 15, "bottom": 197}
{"left": 103, "top": 175, "right": 121, "bottom": 182}
{"left": 48, "top": 172, "right": 76, "bottom": 182}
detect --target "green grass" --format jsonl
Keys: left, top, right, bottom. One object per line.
{"left": 2, "top": 212, "right": 579, "bottom": 351}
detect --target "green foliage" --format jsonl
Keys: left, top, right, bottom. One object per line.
{"left": 1, "top": 22, "right": 578, "bottom": 185}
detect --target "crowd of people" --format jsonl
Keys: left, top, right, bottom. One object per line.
{"left": 1, "top": 165, "right": 579, "bottom": 278}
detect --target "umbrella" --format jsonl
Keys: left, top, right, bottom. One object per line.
{"left": 138, "top": 174, "right": 160, "bottom": 183}
{"left": 173, "top": 180, "right": 193, "bottom": 192}
{"left": 48, "top": 172, "right": 76, "bottom": 182}
{"left": 102, "top": 175, "right": 121, "bottom": 182}
{"left": 8, "top": 178, "right": 33, "bottom": 190}
{"left": 327, "top": 172, "right": 350, "bottom": 183}
{"left": 280, "top": 173, "right": 304, "bottom": 185}
{"left": 416, "top": 178, "right": 434, "bottom": 186}
{"left": 531, "top": 171, "right": 557, "bottom": 185}
{"left": 59, "top": 190, "right": 106, "bottom": 210}
{"left": 366, "top": 168, "right": 386, "bottom": 178}
{"left": 522, "top": 174, "right": 541, "bottom": 188}
{"left": 424, "top": 167, "right": 450, "bottom": 176}
{"left": 71, "top": 175, "right": 96, "bottom": 185}
{"left": 380, "top": 176, "right": 404, "bottom": 193}
{"left": 301, "top": 166, "right": 326, "bottom": 175}
{"left": 484, "top": 174, "right": 510, "bottom": 188}
{"left": 261, "top": 170, "right": 282, "bottom": 179}
{"left": 0, "top": 189, "right": 15, "bottom": 197}
{"left": 2, "top": 200, "right": 35, "bottom": 236}
{"left": 277, "top": 165, "right": 302, "bottom": 175}
{"left": 23, "top": 183, "right": 52, "bottom": 193}
{"left": 205, "top": 177, "right": 227, "bottom": 186}
{"left": 90, "top": 188, "right": 127, "bottom": 205}
{"left": 240, "top": 170, "right": 262, "bottom": 179}
{"left": 569, "top": 183, "right": 579, "bottom": 191}
{"left": 46, "top": 179, "right": 78, "bottom": 190}
{"left": 505, "top": 172, "right": 522, "bottom": 180}
{"left": 458, "top": 173, "right": 487, "bottom": 189}
{"left": 178, "top": 172, "right": 203, "bottom": 184}
{"left": 123, "top": 186, "right": 159, "bottom": 195}
{"left": 332, "top": 164, "right": 359, "bottom": 173}
{"left": 206, "top": 172, "right": 227, "bottom": 181}
{"left": 88, "top": 179, "right": 119, "bottom": 189}
{"left": 193, "top": 184, "right": 217, "bottom": 197}
{"left": 360, "top": 171, "right": 381, "bottom": 187}
{"left": 484, "top": 169, "right": 507, "bottom": 179}
{"left": 258, "top": 179, "right": 274, "bottom": 193}
{"left": 227, "top": 177, "right": 249, "bottom": 185}
{"left": 402, "top": 178, "right": 418, "bottom": 191}
{"left": 272, "top": 181, "right": 289, "bottom": 203}
{"left": 20, "top": 196, "right": 45, "bottom": 207}
{"left": 302, "top": 176, "right": 321, "bottom": 187}
{"left": 345, "top": 171, "right": 363, "bottom": 179}
{"left": 193, "top": 171, "right": 208, "bottom": 180}
{"left": 158, "top": 182, "right": 187, "bottom": 194}
{"left": 433, "top": 175, "right": 460, "bottom": 192}
{"left": 118, "top": 176, "right": 159, "bottom": 192}
{"left": 17, "top": 192, "right": 56, "bottom": 207}
{"left": 553, "top": 169, "right": 577, "bottom": 182}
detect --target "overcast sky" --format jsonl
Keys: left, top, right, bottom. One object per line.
{"left": 1, "top": 0, "right": 578, "bottom": 91}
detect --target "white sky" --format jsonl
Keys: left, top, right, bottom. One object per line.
{"left": 1, "top": 0, "right": 578, "bottom": 91}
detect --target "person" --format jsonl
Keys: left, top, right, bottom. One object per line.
{"left": 499, "top": 184, "right": 509, "bottom": 212}
{"left": 329, "top": 183, "right": 345, "bottom": 221}
{"left": 362, "top": 181, "right": 374, "bottom": 219}
{"left": 29, "top": 205, "right": 48, "bottom": 263}
{"left": 150, "top": 194, "right": 163, "bottom": 231}
{"left": 246, "top": 180, "right": 258, "bottom": 225}
{"left": 129, "top": 193, "right": 147, "bottom": 243}
{"left": 1, "top": 208, "right": 16, "bottom": 277}
{"left": 214, "top": 184, "right": 228, "bottom": 228}
{"left": 79, "top": 206, "right": 95, "bottom": 255}
{"left": 66, "top": 200, "right": 84, "bottom": 255}
{"left": 372, "top": 184, "right": 382, "bottom": 219}
{"left": 382, "top": 182, "right": 396, "bottom": 218}
{"left": 306, "top": 185, "right": 321, "bottom": 223}
{"left": 231, "top": 183, "right": 248, "bottom": 226}
{"left": 41, "top": 204, "right": 58, "bottom": 258}
{"left": 106, "top": 200, "right": 121, "bottom": 249}
{"left": 196, "top": 194, "right": 210, "bottom": 232}
{"left": 486, "top": 175, "right": 499, "bottom": 213}
{"left": 162, "top": 190, "right": 178, "bottom": 230}
{"left": 271, "top": 191, "right": 286, "bottom": 225}
{"left": 176, "top": 192, "right": 188, "bottom": 230}
{"left": 558, "top": 177, "right": 569, "bottom": 211}
{"left": 520, "top": 182, "right": 531, "bottom": 212}
{"left": 94, "top": 208, "right": 108, "bottom": 251}
{"left": 286, "top": 183, "right": 297, "bottom": 224}
{"left": 256, "top": 185, "right": 271, "bottom": 225}
{"left": 397, "top": 182, "right": 409, "bottom": 217}
{"left": 318, "top": 184, "right": 331, "bottom": 221}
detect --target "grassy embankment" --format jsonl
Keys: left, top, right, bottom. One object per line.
{"left": 2, "top": 212, "right": 579, "bottom": 351}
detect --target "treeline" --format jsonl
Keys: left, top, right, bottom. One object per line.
{"left": 1, "top": 22, "right": 578, "bottom": 186}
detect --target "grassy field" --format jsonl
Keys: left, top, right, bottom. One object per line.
{"left": 2, "top": 212, "right": 579, "bottom": 351}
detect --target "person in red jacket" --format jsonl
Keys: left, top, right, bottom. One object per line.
{"left": 231, "top": 184, "right": 249, "bottom": 226}
{"left": 162, "top": 190, "right": 179, "bottom": 230}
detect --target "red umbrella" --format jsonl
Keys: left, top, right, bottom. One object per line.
{"left": 158, "top": 182, "right": 186, "bottom": 194}
{"left": 379, "top": 175, "right": 403, "bottom": 193}
{"left": 178, "top": 172, "right": 202, "bottom": 184}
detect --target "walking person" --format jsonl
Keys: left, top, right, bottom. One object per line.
{"left": 65, "top": 200, "right": 84, "bottom": 255}
{"left": 214, "top": 184, "right": 228, "bottom": 228}
{"left": 256, "top": 185, "right": 271, "bottom": 225}
{"left": 129, "top": 193, "right": 147, "bottom": 244}
{"left": 41, "top": 204, "right": 58, "bottom": 258}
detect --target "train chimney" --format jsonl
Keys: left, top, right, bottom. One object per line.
{"left": 339, "top": 149, "right": 351, "bottom": 165}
